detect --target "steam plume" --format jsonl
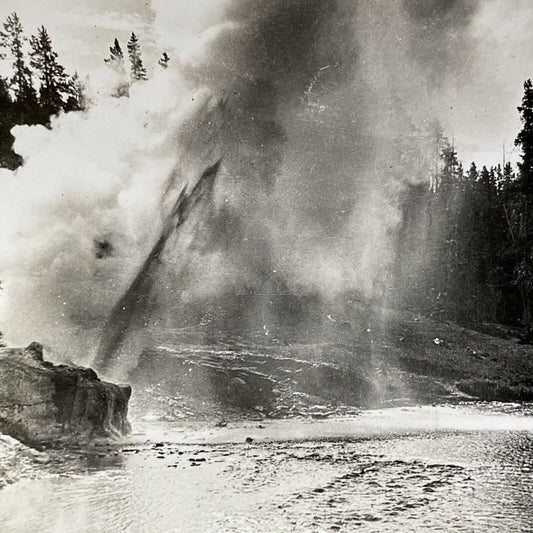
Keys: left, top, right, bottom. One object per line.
{"left": 0, "top": 0, "right": 506, "bottom": 370}
{"left": 95, "top": 160, "right": 220, "bottom": 376}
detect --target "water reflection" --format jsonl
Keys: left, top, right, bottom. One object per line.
{"left": 1, "top": 406, "right": 532, "bottom": 532}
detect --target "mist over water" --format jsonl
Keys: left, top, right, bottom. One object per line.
{"left": 0, "top": 0, "right": 509, "bottom": 371}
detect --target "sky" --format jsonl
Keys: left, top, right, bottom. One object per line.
{"left": 0, "top": 0, "right": 156, "bottom": 81}
{"left": 447, "top": 0, "right": 533, "bottom": 167}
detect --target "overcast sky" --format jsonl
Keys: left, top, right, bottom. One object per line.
{"left": 0, "top": 0, "right": 156, "bottom": 76}
{"left": 1, "top": 0, "right": 532, "bottom": 168}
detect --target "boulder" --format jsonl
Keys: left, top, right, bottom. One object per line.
{"left": 0, "top": 343, "right": 131, "bottom": 446}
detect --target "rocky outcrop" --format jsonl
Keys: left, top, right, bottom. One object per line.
{"left": 0, "top": 343, "right": 131, "bottom": 446}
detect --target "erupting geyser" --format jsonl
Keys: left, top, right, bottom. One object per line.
{"left": 0, "top": 0, "right": 520, "bottom": 371}
{"left": 95, "top": 160, "right": 221, "bottom": 378}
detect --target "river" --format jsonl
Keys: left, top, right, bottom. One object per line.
{"left": 1, "top": 403, "right": 533, "bottom": 532}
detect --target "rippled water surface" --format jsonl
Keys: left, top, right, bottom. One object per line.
{"left": 1, "top": 405, "right": 533, "bottom": 532}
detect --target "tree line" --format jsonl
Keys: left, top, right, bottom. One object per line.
{"left": 0, "top": 12, "right": 169, "bottom": 168}
{"left": 392, "top": 80, "right": 533, "bottom": 337}
{"left": 103, "top": 35, "right": 169, "bottom": 98}
{"left": 0, "top": 13, "right": 88, "bottom": 168}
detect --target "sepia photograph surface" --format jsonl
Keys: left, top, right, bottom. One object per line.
{"left": 0, "top": 1, "right": 533, "bottom": 532}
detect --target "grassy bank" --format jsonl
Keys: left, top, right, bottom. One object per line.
{"left": 125, "top": 304, "right": 533, "bottom": 425}
{"left": 376, "top": 308, "right": 533, "bottom": 403}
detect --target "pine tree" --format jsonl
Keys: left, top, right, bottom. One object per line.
{"left": 494, "top": 163, "right": 503, "bottom": 194}
{"left": 158, "top": 52, "right": 170, "bottom": 69}
{"left": 437, "top": 142, "right": 460, "bottom": 205}
{"left": 105, "top": 38, "right": 125, "bottom": 73}
{"left": 30, "top": 26, "right": 69, "bottom": 114}
{"left": 0, "top": 76, "right": 11, "bottom": 108}
{"left": 480, "top": 166, "right": 493, "bottom": 203}
{"left": 511, "top": 79, "right": 533, "bottom": 332}
{"left": 104, "top": 38, "right": 130, "bottom": 98}
{"left": 466, "top": 162, "right": 478, "bottom": 185}
{"left": 0, "top": 76, "right": 21, "bottom": 169}
{"left": 127, "top": 33, "right": 147, "bottom": 81}
{"left": 0, "top": 13, "right": 37, "bottom": 108}
{"left": 104, "top": 38, "right": 129, "bottom": 97}
{"left": 504, "top": 162, "right": 515, "bottom": 179}
{"left": 515, "top": 79, "right": 533, "bottom": 195}
{"left": 64, "top": 72, "right": 87, "bottom": 111}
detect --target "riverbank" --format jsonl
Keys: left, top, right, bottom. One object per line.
{"left": 378, "top": 308, "right": 533, "bottom": 402}
{"left": 124, "top": 305, "right": 533, "bottom": 425}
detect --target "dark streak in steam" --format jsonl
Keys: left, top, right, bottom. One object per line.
{"left": 94, "top": 160, "right": 221, "bottom": 375}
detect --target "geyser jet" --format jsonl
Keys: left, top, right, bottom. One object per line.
{"left": 94, "top": 160, "right": 221, "bottom": 378}
{"left": 0, "top": 0, "right": 514, "bottom": 366}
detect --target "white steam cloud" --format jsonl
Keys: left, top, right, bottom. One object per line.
{"left": 0, "top": 68, "right": 212, "bottom": 358}
{"left": 0, "top": 0, "right": 523, "bottom": 365}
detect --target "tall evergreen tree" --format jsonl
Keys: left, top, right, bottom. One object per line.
{"left": 515, "top": 79, "right": 533, "bottom": 195}
{"left": 29, "top": 26, "right": 69, "bottom": 114}
{"left": 0, "top": 13, "right": 37, "bottom": 108}
{"left": 510, "top": 79, "right": 533, "bottom": 331}
{"left": 0, "top": 76, "right": 21, "bottom": 169}
{"left": 466, "top": 161, "right": 478, "bottom": 186}
{"left": 437, "top": 141, "right": 461, "bottom": 207}
{"left": 480, "top": 166, "right": 493, "bottom": 203}
{"left": 127, "top": 33, "right": 147, "bottom": 81}
{"left": 104, "top": 38, "right": 129, "bottom": 97}
{"left": 0, "top": 77, "right": 11, "bottom": 108}
{"left": 502, "top": 162, "right": 515, "bottom": 192}
{"left": 64, "top": 72, "right": 87, "bottom": 111}
{"left": 105, "top": 38, "right": 125, "bottom": 73}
